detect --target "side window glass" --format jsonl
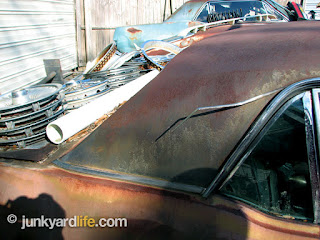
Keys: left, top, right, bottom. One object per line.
{"left": 221, "top": 96, "right": 314, "bottom": 221}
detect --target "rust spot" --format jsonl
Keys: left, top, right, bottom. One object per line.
{"left": 188, "top": 9, "right": 193, "bottom": 13}
{"left": 127, "top": 27, "right": 142, "bottom": 34}
{"left": 67, "top": 101, "right": 126, "bottom": 143}
{"left": 188, "top": 21, "right": 201, "bottom": 27}
{"left": 146, "top": 49, "right": 171, "bottom": 56}
{"left": 179, "top": 38, "right": 194, "bottom": 48}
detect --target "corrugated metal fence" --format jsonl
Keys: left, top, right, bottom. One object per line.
{"left": 0, "top": 0, "right": 77, "bottom": 94}
{"left": 303, "top": 0, "right": 320, "bottom": 19}
{"left": 77, "top": 0, "right": 188, "bottom": 65}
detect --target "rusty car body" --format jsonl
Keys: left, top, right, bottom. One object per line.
{"left": 113, "top": 0, "right": 302, "bottom": 53}
{"left": 0, "top": 21, "right": 320, "bottom": 239}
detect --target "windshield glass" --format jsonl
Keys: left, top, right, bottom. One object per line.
{"left": 165, "top": 1, "right": 204, "bottom": 22}
{"left": 196, "top": 0, "right": 282, "bottom": 22}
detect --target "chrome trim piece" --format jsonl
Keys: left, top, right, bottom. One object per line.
{"left": 192, "top": 2, "right": 208, "bottom": 21}
{"left": 179, "top": 13, "right": 279, "bottom": 38}
{"left": 208, "top": 93, "right": 305, "bottom": 194}
{"left": 171, "top": 88, "right": 281, "bottom": 133}
{"left": 0, "top": 84, "right": 63, "bottom": 111}
{"left": 0, "top": 98, "right": 63, "bottom": 125}
{"left": 310, "top": 89, "right": 320, "bottom": 223}
{"left": 84, "top": 42, "right": 117, "bottom": 74}
{"left": 0, "top": 106, "right": 64, "bottom": 135}
{"left": 303, "top": 92, "right": 319, "bottom": 224}
{"left": 53, "top": 159, "right": 204, "bottom": 194}
{"left": 141, "top": 40, "right": 182, "bottom": 71}
{"left": 202, "top": 78, "right": 320, "bottom": 198}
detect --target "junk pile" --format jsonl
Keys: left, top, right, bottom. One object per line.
{"left": 0, "top": 40, "right": 181, "bottom": 152}
{"left": 0, "top": 84, "right": 64, "bottom": 150}
{"left": 63, "top": 41, "right": 180, "bottom": 111}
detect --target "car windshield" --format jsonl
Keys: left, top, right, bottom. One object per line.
{"left": 196, "top": 0, "right": 285, "bottom": 22}
{"left": 165, "top": 1, "right": 204, "bottom": 22}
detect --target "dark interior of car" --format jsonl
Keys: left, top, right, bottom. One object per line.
{"left": 221, "top": 97, "right": 314, "bottom": 221}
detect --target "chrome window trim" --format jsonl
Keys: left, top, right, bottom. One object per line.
{"left": 214, "top": 92, "right": 306, "bottom": 195}
{"left": 263, "top": 0, "right": 290, "bottom": 21}
{"left": 53, "top": 159, "right": 205, "bottom": 194}
{"left": 303, "top": 91, "right": 319, "bottom": 224}
{"left": 193, "top": 2, "right": 208, "bottom": 21}
{"left": 310, "top": 89, "right": 320, "bottom": 223}
{"left": 203, "top": 78, "right": 320, "bottom": 198}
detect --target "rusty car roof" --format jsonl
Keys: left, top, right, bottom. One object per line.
{"left": 58, "top": 21, "right": 320, "bottom": 189}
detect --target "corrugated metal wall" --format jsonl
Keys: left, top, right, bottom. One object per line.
{"left": 303, "top": 0, "right": 320, "bottom": 19}
{"left": 0, "top": 0, "right": 78, "bottom": 94}
{"left": 77, "top": 0, "right": 188, "bottom": 64}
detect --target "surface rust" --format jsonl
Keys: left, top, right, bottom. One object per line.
{"left": 0, "top": 165, "right": 318, "bottom": 239}
{"left": 0, "top": 143, "right": 57, "bottom": 162}
{"left": 60, "top": 21, "right": 320, "bottom": 188}
{"left": 127, "top": 27, "right": 142, "bottom": 34}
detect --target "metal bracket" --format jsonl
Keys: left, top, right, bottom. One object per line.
{"left": 43, "top": 59, "right": 64, "bottom": 84}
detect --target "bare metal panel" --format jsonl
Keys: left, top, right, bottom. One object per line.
{"left": 0, "top": 0, "right": 77, "bottom": 94}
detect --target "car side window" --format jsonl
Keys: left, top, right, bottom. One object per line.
{"left": 220, "top": 95, "right": 314, "bottom": 221}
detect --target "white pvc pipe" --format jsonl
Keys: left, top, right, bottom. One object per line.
{"left": 46, "top": 70, "right": 159, "bottom": 144}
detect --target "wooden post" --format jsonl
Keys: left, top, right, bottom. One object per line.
{"left": 84, "top": 0, "right": 94, "bottom": 62}
{"left": 75, "top": 0, "right": 85, "bottom": 66}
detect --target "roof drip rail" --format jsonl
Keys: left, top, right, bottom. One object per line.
{"left": 170, "top": 89, "right": 281, "bottom": 133}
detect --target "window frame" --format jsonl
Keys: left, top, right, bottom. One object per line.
{"left": 203, "top": 79, "right": 320, "bottom": 224}
{"left": 310, "top": 89, "right": 320, "bottom": 223}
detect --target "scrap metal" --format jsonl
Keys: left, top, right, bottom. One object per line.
{"left": 0, "top": 84, "right": 65, "bottom": 150}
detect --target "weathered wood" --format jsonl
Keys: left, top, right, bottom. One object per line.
{"left": 78, "top": 0, "right": 191, "bottom": 66}
{"left": 75, "top": 0, "right": 85, "bottom": 65}
{"left": 84, "top": 0, "right": 94, "bottom": 62}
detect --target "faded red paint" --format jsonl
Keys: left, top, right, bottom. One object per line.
{"left": 188, "top": 21, "right": 202, "bottom": 27}
{"left": 0, "top": 165, "right": 318, "bottom": 239}
{"left": 57, "top": 22, "right": 320, "bottom": 196}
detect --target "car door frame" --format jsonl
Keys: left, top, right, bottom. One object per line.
{"left": 203, "top": 78, "right": 320, "bottom": 225}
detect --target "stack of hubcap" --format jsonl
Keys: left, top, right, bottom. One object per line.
{"left": 0, "top": 84, "right": 65, "bottom": 149}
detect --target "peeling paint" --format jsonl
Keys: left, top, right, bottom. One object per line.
{"left": 127, "top": 27, "right": 142, "bottom": 34}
